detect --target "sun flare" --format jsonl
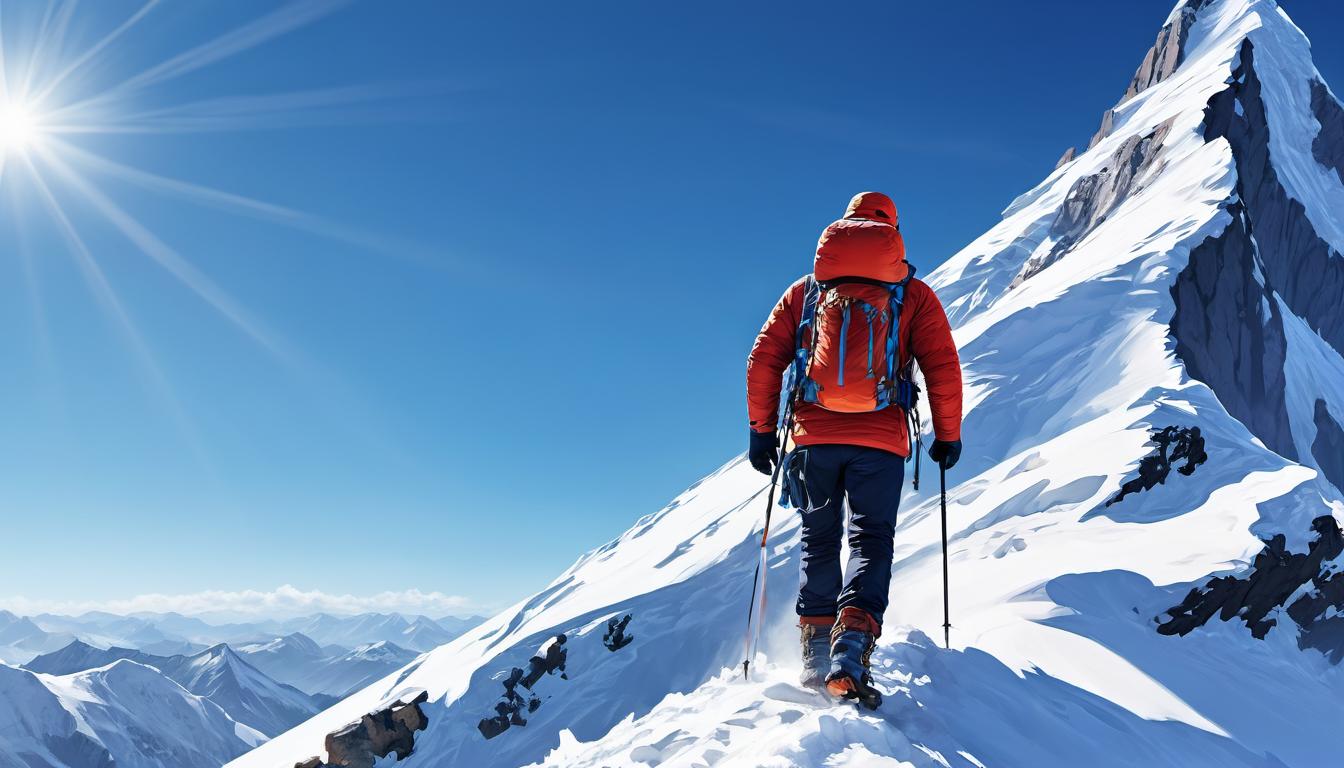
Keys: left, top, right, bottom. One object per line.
{"left": 0, "top": 99, "right": 41, "bottom": 153}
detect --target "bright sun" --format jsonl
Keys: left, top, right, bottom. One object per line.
{"left": 0, "top": 100, "right": 42, "bottom": 154}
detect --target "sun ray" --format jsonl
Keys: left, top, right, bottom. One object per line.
{"left": 19, "top": 150, "right": 210, "bottom": 463}
{"left": 32, "top": 141, "right": 290, "bottom": 358}
{"left": 12, "top": 185, "right": 66, "bottom": 420}
{"left": 50, "top": 133, "right": 317, "bottom": 220}
{"left": 59, "top": 0, "right": 351, "bottom": 116}
{"left": 0, "top": 0, "right": 429, "bottom": 465}
{"left": 45, "top": 81, "right": 435, "bottom": 133}
{"left": 20, "top": 0, "right": 80, "bottom": 99}
{"left": 42, "top": 135, "right": 448, "bottom": 269}
{"left": 0, "top": 3, "right": 12, "bottom": 105}
{"left": 29, "top": 0, "right": 159, "bottom": 107}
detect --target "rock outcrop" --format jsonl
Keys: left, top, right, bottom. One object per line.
{"left": 1159, "top": 516, "right": 1343, "bottom": 641}
{"left": 1088, "top": 0, "right": 1210, "bottom": 150}
{"left": 1169, "top": 39, "right": 1344, "bottom": 462}
{"left": 1313, "top": 399, "right": 1344, "bottom": 493}
{"left": 1106, "top": 426, "right": 1207, "bottom": 506}
{"left": 1170, "top": 202, "right": 1294, "bottom": 459}
{"left": 1054, "top": 146, "right": 1077, "bottom": 170}
{"left": 1017, "top": 120, "right": 1172, "bottom": 287}
{"left": 1311, "top": 79, "right": 1344, "bottom": 185}
{"left": 1124, "top": 0, "right": 1211, "bottom": 101}
{"left": 1203, "top": 42, "right": 1344, "bottom": 358}
{"left": 296, "top": 691, "right": 429, "bottom": 768}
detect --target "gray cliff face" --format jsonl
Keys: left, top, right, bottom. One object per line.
{"left": 1171, "top": 39, "right": 1344, "bottom": 463}
{"left": 1161, "top": 36, "right": 1344, "bottom": 662}
{"left": 1311, "top": 79, "right": 1344, "bottom": 186}
{"left": 1201, "top": 42, "right": 1344, "bottom": 357}
{"left": 1016, "top": 121, "right": 1173, "bottom": 287}
{"left": 1313, "top": 399, "right": 1344, "bottom": 494}
{"left": 1087, "top": 108, "right": 1115, "bottom": 151}
{"left": 1054, "top": 146, "right": 1077, "bottom": 170}
{"left": 1123, "top": 1, "right": 1203, "bottom": 101}
{"left": 1169, "top": 202, "right": 1294, "bottom": 459}
{"left": 1088, "top": 0, "right": 1209, "bottom": 150}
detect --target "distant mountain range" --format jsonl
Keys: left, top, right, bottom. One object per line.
{"left": 0, "top": 609, "right": 486, "bottom": 667}
{"left": 0, "top": 660, "right": 265, "bottom": 767}
{"left": 25, "top": 640, "right": 328, "bottom": 737}
{"left": 0, "top": 607, "right": 486, "bottom": 766}
{"left": 233, "top": 633, "right": 420, "bottom": 698}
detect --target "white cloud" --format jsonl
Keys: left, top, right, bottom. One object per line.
{"left": 0, "top": 584, "right": 477, "bottom": 620}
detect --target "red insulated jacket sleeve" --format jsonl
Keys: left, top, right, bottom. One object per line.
{"left": 746, "top": 279, "right": 804, "bottom": 434}
{"left": 908, "top": 282, "right": 963, "bottom": 442}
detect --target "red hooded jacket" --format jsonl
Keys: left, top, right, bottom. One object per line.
{"left": 746, "top": 193, "right": 962, "bottom": 456}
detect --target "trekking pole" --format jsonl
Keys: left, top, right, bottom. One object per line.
{"left": 742, "top": 409, "right": 792, "bottom": 681}
{"left": 940, "top": 463, "right": 951, "bottom": 650}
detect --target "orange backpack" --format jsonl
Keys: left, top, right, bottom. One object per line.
{"left": 789, "top": 274, "right": 915, "bottom": 413}
{"left": 781, "top": 195, "right": 918, "bottom": 417}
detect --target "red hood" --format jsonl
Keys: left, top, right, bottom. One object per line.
{"left": 814, "top": 191, "right": 908, "bottom": 283}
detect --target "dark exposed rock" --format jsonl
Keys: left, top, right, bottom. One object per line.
{"left": 1312, "top": 399, "right": 1344, "bottom": 492}
{"left": 1106, "top": 426, "right": 1207, "bottom": 506}
{"left": 1017, "top": 120, "right": 1173, "bottom": 287}
{"left": 1170, "top": 202, "right": 1295, "bottom": 458}
{"left": 603, "top": 614, "right": 634, "bottom": 651}
{"left": 1158, "top": 516, "right": 1344, "bottom": 639}
{"left": 1203, "top": 42, "right": 1344, "bottom": 359}
{"left": 520, "top": 634, "right": 567, "bottom": 688}
{"left": 478, "top": 634, "right": 569, "bottom": 740}
{"left": 1167, "top": 39, "right": 1344, "bottom": 461}
{"left": 1310, "top": 79, "right": 1344, "bottom": 186}
{"left": 1054, "top": 146, "right": 1077, "bottom": 170}
{"left": 321, "top": 691, "right": 429, "bottom": 768}
{"left": 1287, "top": 561, "right": 1344, "bottom": 663}
{"left": 295, "top": 759, "right": 325, "bottom": 768}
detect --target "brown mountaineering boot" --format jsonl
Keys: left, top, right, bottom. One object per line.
{"left": 825, "top": 607, "right": 882, "bottom": 709}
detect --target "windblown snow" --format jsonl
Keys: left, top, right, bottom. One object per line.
{"left": 229, "top": 1, "right": 1344, "bottom": 766}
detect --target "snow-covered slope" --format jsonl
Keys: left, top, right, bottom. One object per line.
{"left": 230, "top": 1, "right": 1344, "bottom": 766}
{"left": 156, "top": 644, "right": 327, "bottom": 737}
{"left": 25, "top": 640, "right": 328, "bottom": 738}
{"left": 23, "top": 641, "right": 161, "bottom": 676}
{"left": 0, "top": 660, "right": 264, "bottom": 768}
{"left": 235, "top": 633, "right": 419, "bottom": 698}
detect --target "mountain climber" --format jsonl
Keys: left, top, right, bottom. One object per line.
{"left": 745, "top": 192, "right": 963, "bottom": 706}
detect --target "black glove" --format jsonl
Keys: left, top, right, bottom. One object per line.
{"left": 748, "top": 430, "right": 779, "bottom": 476}
{"left": 929, "top": 439, "right": 962, "bottom": 470}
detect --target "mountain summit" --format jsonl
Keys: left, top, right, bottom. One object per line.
{"left": 230, "top": 1, "right": 1344, "bottom": 766}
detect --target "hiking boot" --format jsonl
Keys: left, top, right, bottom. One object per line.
{"left": 825, "top": 607, "right": 882, "bottom": 709}
{"left": 798, "top": 618, "right": 833, "bottom": 689}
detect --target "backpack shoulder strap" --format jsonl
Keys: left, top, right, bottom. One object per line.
{"left": 885, "top": 265, "right": 917, "bottom": 382}
{"left": 796, "top": 276, "right": 819, "bottom": 349}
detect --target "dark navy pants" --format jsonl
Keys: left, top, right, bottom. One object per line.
{"left": 785, "top": 443, "right": 904, "bottom": 625}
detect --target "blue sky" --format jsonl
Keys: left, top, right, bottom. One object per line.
{"left": 2, "top": 0, "right": 1342, "bottom": 617}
